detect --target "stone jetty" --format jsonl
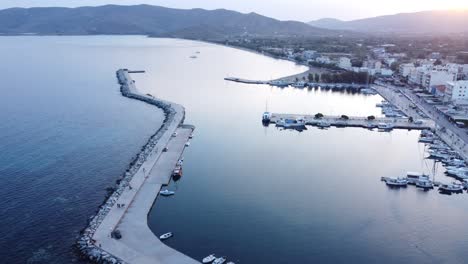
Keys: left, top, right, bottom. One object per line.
{"left": 76, "top": 69, "right": 197, "bottom": 264}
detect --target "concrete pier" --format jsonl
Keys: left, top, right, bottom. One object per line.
{"left": 77, "top": 69, "right": 198, "bottom": 264}
{"left": 268, "top": 113, "right": 434, "bottom": 130}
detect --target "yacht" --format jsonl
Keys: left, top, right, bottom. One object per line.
{"left": 202, "top": 254, "right": 216, "bottom": 263}
{"left": 160, "top": 189, "right": 175, "bottom": 196}
{"left": 385, "top": 178, "right": 408, "bottom": 187}
{"left": 185, "top": 142, "right": 191, "bottom": 147}
{"left": 439, "top": 183, "right": 464, "bottom": 193}
{"left": 213, "top": 257, "right": 227, "bottom": 264}
{"left": 159, "top": 232, "right": 173, "bottom": 240}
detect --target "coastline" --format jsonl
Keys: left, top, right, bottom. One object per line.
{"left": 76, "top": 69, "right": 197, "bottom": 264}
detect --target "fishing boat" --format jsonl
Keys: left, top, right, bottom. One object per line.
{"left": 406, "top": 172, "right": 430, "bottom": 185}
{"left": 439, "top": 183, "right": 464, "bottom": 193}
{"left": 415, "top": 178, "right": 433, "bottom": 189}
{"left": 276, "top": 118, "right": 306, "bottom": 129}
{"left": 159, "top": 232, "right": 173, "bottom": 240}
{"left": 317, "top": 120, "right": 331, "bottom": 128}
{"left": 384, "top": 177, "right": 408, "bottom": 187}
{"left": 160, "top": 189, "right": 175, "bottom": 196}
{"left": 202, "top": 254, "right": 216, "bottom": 263}
{"left": 213, "top": 257, "right": 227, "bottom": 264}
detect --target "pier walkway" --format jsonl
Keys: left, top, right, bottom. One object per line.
{"left": 269, "top": 113, "right": 434, "bottom": 130}
{"left": 90, "top": 70, "right": 198, "bottom": 264}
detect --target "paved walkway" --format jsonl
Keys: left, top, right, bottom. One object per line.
{"left": 91, "top": 71, "right": 198, "bottom": 264}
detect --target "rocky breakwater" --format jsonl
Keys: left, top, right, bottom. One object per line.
{"left": 76, "top": 69, "right": 185, "bottom": 263}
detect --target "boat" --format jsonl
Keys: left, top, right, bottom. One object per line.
{"left": 406, "top": 172, "right": 429, "bottom": 185}
{"left": 262, "top": 112, "right": 271, "bottom": 123}
{"left": 419, "top": 136, "right": 434, "bottom": 143}
{"left": 439, "top": 183, "right": 464, "bottom": 193}
{"left": 190, "top": 55, "right": 197, "bottom": 59}
{"left": 276, "top": 118, "right": 306, "bottom": 129}
{"left": 160, "top": 189, "right": 175, "bottom": 196}
{"left": 317, "top": 120, "right": 331, "bottom": 128}
{"left": 189, "top": 133, "right": 194, "bottom": 139}
{"left": 377, "top": 123, "right": 394, "bottom": 130}
{"left": 213, "top": 257, "right": 226, "bottom": 264}
{"left": 415, "top": 178, "right": 433, "bottom": 189}
{"left": 159, "top": 232, "right": 173, "bottom": 240}
{"left": 384, "top": 177, "right": 408, "bottom": 187}
{"left": 364, "top": 122, "right": 376, "bottom": 129}
{"left": 226, "top": 262, "right": 236, "bottom": 264}
{"left": 172, "top": 132, "right": 178, "bottom": 137}
{"left": 360, "top": 88, "right": 377, "bottom": 95}
{"left": 172, "top": 166, "right": 183, "bottom": 177}
{"left": 269, "top": 80, "right": 290, "bottom": 87}
{"left": 185, "top": 142, "right": 191, "bottom": 147}
{"left": 202, "top": 254, "right": 216, "bottom": 263}
{"left": 292, "top": 81, "right": 306, "bottom": 88}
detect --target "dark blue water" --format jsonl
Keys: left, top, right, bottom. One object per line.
{"left": 2, "top": 36, "right": 468, "bottom": 264}
{"left": 0, "top": 36, "right": 165, "bottom": 263}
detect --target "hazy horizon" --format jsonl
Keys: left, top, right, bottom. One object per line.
{"left": 0, "top": 0, "right": 467, "bottom": 21}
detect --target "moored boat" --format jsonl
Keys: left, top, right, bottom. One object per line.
{"left": 160, "top": 189, "right": 175, "bottom": 196}
{"left": 213, "top": 257, "right": 227, "bottom": 264}
{"left": 385, "top": 177, "right": 408, "bottom": 187}
{"left": 159, "top": 232, "right": 173, "bottom": 240}
{"left": 439, "top": 183, "right": 464, "bottom": 193}
{"left": 202, "top": 254, "right": 216, "bottom": 263}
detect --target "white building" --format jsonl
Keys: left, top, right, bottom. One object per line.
{"left": 384, "top": 57, "right": 397, "bottom": 66}
{"left": 423, "top": 71, "right": 457, "bottom": 90}
{"left": 338, "top": 57, "right": 352, "bottom": 70}
{"left": 399, "top": 63, "right": 415, "bottom": 77}
{"left": 363, "top": 60, "right": 382, "bottom": 70}
{"left": 446, "top": 81, "right": 468, "bottom": 102}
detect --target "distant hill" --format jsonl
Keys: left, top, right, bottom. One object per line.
{"left": 0, "top": 5, "right": 335, "bottom": 39}
{"left": 308, "top": 10, "right": 468, "bottom": 34}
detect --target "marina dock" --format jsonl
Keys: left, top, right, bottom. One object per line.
{"left": 78, "top": 69, "right": 198, "bottom": 264}
{"left": 268, "top": 113, "right": 435, "bottom": 130}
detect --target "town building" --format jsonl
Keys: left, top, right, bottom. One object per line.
{"left": 446, "top": 81, "right": 468, "bottom": 103}
{"left": 399, "top": 63, "right": 415, "bottom": 77}
{"left": 315, "top": 56, "right": 331, "bottom": 64}
{"left": 422, "top": 71, "right": 456, "bottom": 91}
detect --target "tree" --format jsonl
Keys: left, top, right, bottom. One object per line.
{"left": 308, "top": 73, "right": 314, "bottom": 82}
{"left": 315, "top": 73, "right": 320, "bottom": 82}
{"left": 367, "top": 115, "right": 376, "bottom": 120}
{"left": 434, "top": 59, "right": 443, "bottom": 66}
{"left": 341, "top": 115, "right": 349, "bottom": 120}
{"left": 315, "top": 113, "right": 324, "bottom": 119}
{"left": 408, "top": 116, "right": 414, "bottom": 123}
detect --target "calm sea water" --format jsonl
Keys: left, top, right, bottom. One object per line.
{"left": 1, "top": 36, "right": 468, "bottom": 264}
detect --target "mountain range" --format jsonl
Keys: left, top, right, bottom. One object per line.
{"left": 0, "top": 4, "right": 334, "bottom": 39}
{"left": 308, "top": 10, "right": 468, "bottom": 34}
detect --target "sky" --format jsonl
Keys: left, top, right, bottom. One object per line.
{"left": 1, "top": 0, "right": 467, "bottom": 21}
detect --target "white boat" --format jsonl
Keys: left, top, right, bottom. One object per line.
{"left": 292, "top": 81, "right": 306, "bottom": 88}
{"left": 361, "top": 88, "right": 377, "bottom": 95}
{"left": 159, "top": 232, "right": 173, "bottom": 240}
{"left": 406, "top": 172, "right": 429, "bottom": 185}
{"left": 269, "top": 80, "right": 289, "bottom": 87}
{"left": 262, "top": 112, "right": 271, "bottom": 122}
{"left": 317, "top": 121, "right": 331, "bottom": 128}
{"left": 226, "top": 262, "right": 236, "bottom": 264}
{"left": 213, "top": 257, "right": 226, "bottom": 264}
{"left": 419, "top": 136, "right": 434, "bottom": 143}
{"left": 189, "top": 133, "right": 194, "bottom": 139}
{"left": 202, "top": 254, "right": 216, "bottom": 263}
{"left": 377, "top": 123, "right": 394, "bottom": 130}
{"left": 416, "top": 178, "right": 433, "bottom": 189}
{"left": 439, "top": 183, "right": 464, "bottom": 193}
{"left": 185, "top": 142, "right": 191, "bottom": 147}
{"left": 160, "top": 189, "right": 175, "bottom": 196}
{"left": 385, "top": 177, "right": 408, "bottom": 187}
{"left": 276, "top": 118, "right": 306, "bottom": 129}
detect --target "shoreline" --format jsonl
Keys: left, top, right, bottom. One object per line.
{"left": 76, "top": 69, "right": 197, "bottom": 263}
